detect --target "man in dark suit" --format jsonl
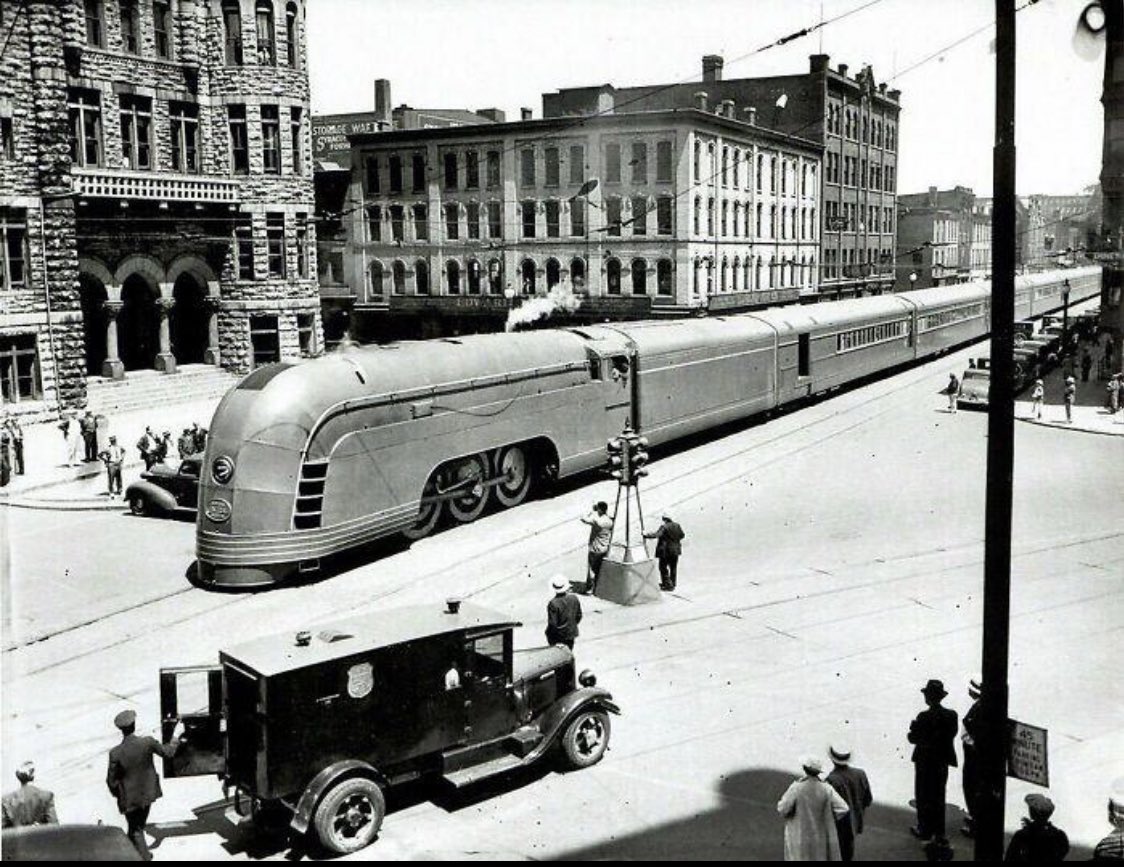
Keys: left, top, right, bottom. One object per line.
{"left": 825, "top": 745, "right": 873, "bottom": 861}
{"left": 960, "top": 677, "right": 983, "bottom": 837}
{"left": 106, "top": 710, "right": 181, "bottom": 860}
{"left": 907, "top": 679, "right": 959, "bottom": 844}
{"left": 545, "top": 575, "right": 582, "bottom": 650}
{"left": 644, "top": 514, "right": 686, "bottom": 591}
{"left": 1, "top": 761, "right": 57, "bottom": 828}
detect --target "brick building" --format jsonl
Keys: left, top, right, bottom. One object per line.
{"left": 0, "top": 0, "right": 320, "bottom": 417}
{"left": 334, "top": 106, "right": 821, "bottom": 341}
{"left": 542, "top": 54, "right": 902, "bottom": 299}
{"left": 896, "top": 186, "right": 992, "bottom": 290}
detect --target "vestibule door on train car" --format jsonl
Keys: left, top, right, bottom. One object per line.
{"left": 595, "top": 351, "right": 635, "bottom": 429}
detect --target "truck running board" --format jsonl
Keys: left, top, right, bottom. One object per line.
{"left": 442, "top": 752, "right": 528, "bottom": 789}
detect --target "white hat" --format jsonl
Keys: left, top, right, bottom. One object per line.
{"left": 801, "top": 755, "right": 824, "bottom": 775}
{"left": 550, "top": 575, "right": 569, "bottom": 592}
{"left": 15, "top": 761, "right": 35, "bottom": 782}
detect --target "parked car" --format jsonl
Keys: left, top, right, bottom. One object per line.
{"left": 125, "top": 457, "right": 201, "bottom": 516}
{"left": 957, "top": 368, "right": 991, "bottom": 409}
{"left": 160, "top": 600, "right": 620, "bottom": 855}
{"left": 2, "top": 825, "right": 143, "bottom": 861}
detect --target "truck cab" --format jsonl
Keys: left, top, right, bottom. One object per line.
{"left": 160, "top": 601, "right": 618, "bottom": 854}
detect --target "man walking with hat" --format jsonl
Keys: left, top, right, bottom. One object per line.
{"left": 1004, "top": 794, "right": 1069, "bottom": 861}
{"left": 643, "top": 514, "right": 686, "bottom": 591}
{"left": 907, "top": 679, "right": 958, "bottom": 845}
{"left": 545, "top": 575, "right": 582, "bottom": 650}
{"left": 2, "top": 761, "right": 57, "bottom": 828}
{"left": 106, "top": 709, "right": 182, "bottom": 860}
{"left": 960, "top": 677, "right": 983, "bottom": 837}
{"left": 825, "top": 745, "right": 872, "bottom": 862}
{"left": 777, "top": 754, "right": 850, "bottom": 861}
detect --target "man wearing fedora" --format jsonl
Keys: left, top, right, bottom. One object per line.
{"left": 960, "top": 677, "right": 983, "bottom": 837}
{"left": 106, "top": 709, "right": 182, "bottom": 860}
{"left": 1, "top": 761, "right": 57, "bottom": 828}
{"left": 643, "top": 513, "right": 686, "bottom": 591}
{"left": 545, "top": 575, "right": 582, "bottom": 650}
{"left": 777, "top": 755, "right": 850, "bottom": 861}
{"left": 1003, "top": 793, "right": 1069, "bottom": 861}
{"left": 825, "top": 745, "right": 873, "bottom": 861}
{"left": 907, "top": 679, "right": 959, "bottom": 844}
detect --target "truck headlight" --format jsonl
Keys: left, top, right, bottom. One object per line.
{"left": 578, "top": 670, "right": 597, "bottom": 687}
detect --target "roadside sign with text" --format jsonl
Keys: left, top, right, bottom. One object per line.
{"left": 1007, "top": 719, "right": 1049, "bottom": 787}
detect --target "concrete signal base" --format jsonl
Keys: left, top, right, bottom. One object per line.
{"left": 595, "top": 547, "right": 663, "bottom": 606}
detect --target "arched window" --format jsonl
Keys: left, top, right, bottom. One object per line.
{"left": 657, "top": 259, "right": 673, "bottom": 296}
{"left": 768, "top": 256, "right": 775, "bottom": 289}
{"left": 606, "top": 258, "right": 622, "bottom": 295}
{"left": 705, "top": 259, "right": 713, "bottom": 295}
{"left": 693, "top": 259, "right": 701, "bottom": 296}
{"left": 255, "top": 0, "right": 275, "bottom": 65}
{"left": 755, "top": 256, "right": 762, "bottom": 290}
{"left": 721, "top": 146, "right": 728, "bottom": 186}
{"left": 446, "top": 260, "right": 461, "bottom": 294}
{"left": 520, "top": 259, "right": 536, "bottom": 295}
{"left": 487, "top": 258, "right": 503, "bottom": 294}
{"left": 414, "top": 260, "right": 429, "bottom": 295}
{"left": 743, "top": 257, "right": 750, "bottom": 291}
{"left": 706, "top": 198, "right": 714, "bottom": 236}
{"left": 732, "top": 257, "right": 740, "bottom": 292}
{"left": 222, "top": 0, "right": 242, "bottom": 64}
{"left": 721, "top": 257, "right": 728, "bottom": 292}
{"left": 693, "top": 139, "right": 701, "bottom": 181}
{"left": 153, "top": 0, "right": 173, "bottom": 58}
{"left": 285, "top": 2, "right": 299, "bottom": 67}
{"left": 392, "top": 260, "right": 406, "bottom": 295}
{"left": 693, "top": 197, "right": 701, "bottom": 235}
{"left": 570, "top": 258, "right": 586, "bottom": 292}
{"left": 546, "top": 258, "right": 561, "bottom": 289}
{"left": 368, "top": 261, "right": 384, "bottom": 301}
{"left": 631, "top": 258, "right": 647, "bottom": 295}
{"left": 467, "top": 259, "right": 481, "bottom": 294}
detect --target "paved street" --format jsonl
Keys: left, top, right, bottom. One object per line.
{"left": 3, "top": 343, "right": 1121, "bottom": 860}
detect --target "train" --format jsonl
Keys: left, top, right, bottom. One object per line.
{"left": 195, "top": 266, "right": 1101, "bottom": 587}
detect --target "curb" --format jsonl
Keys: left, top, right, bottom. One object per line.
{"left": 2, "top": 496, "right": 128, "bottom": 512}
{"left": 1016, "top": 416, "right": 1124, "bottom": 437}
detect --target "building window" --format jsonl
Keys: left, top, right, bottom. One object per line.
{"left": 296, "top": 216, "right": 309, "bottom": 278}
{"left": 249, "top": 315, "right": 279, "bottom": 367}
{"left": 388, "top": 154, "right": 403, "bottom": 193}
{"left": 520, "top": 259, "right": 535, "bottom": 294}
{"left": 631, "top": 142, "right": 647, "bottom": 184}
{"left": 443, "top": 203, "right": 458, "bottom": 240}
{"left": 606, "top": 197, "right": 621, "bottom": 237}
{"left": 570, "top": 257, "right": 586, "bottom": 292}
{"left": 570, "top": 198, "right": 586, "bottom": 237}
{"left": 1, "top": 117, "right": 13, "bottom": 161}
{"left": 1, "top": 213, "right": 29, "bottom": 291}
{"left": 706, "top": 198, "right": 714, "bottom": 236}
{"left": 657, "top": 196, "right": 672, "bottom": 235}
{"left": 466, "top": 202, "right": 480, "bottom": 239}
{"left": 266, "top": 214, "right": 285, "bottom": 277}
{"left": 228, "top": 104, "right": 248, "bottom": 173}
{"left": 487, "top": 201, "right": 501, "bottom": 238}
{"left": 720, "top": 200, "right": 728, "bottom": 237}
{"left": 693, "top": 197, "right": 700, "bottom": 235}
{"left": 170, "top": 102, "right": 199, "bottom": 173}
{"left": 465, "top": 150, "right": 479, "bottom": 189}
{"left": 411, "top": 153, "right": 425, "bottom": 192}
{"left": 255, "top": 0, "right": 275, "bottom": 64}
{"left": 298, "top": 313, "right": 315, "bottom": 356}
{"left": 119, "top": 95, "right": 153, "bottom": 170}
{"left": 721, "top": 147, "right": 728, "bottom": 186}
{"left": 656, "top": 141, "right": 672, "bottom": 182}
{"left": 486, "top": 150, "right": 501, "bottom": 188}
{"left": 755, "top": 203, "right": 762, "bottom": 237}
{"left": 261, "top": 105, "right": 281, "bottom": 173}
{"left": 413, "top": 204, "right": 428, "bottom": 241}
{"left": 545, "top": 147, "right": 560, "bottom": 186}
{"left": 521, "top": 201, "right": 536, "bottom": 238}
{"left": 223, "top": 0, "right": 243, "bottom": 63}
{"left": 606, "top": 258, "right": 621, "bottom": 294}
{"left": 392, "top": 260, "right": 406, "bottom": 293}
{"left": 234, "top": 224, "right": 253, "bottom": 278}
{"left": 290, "top": 107, "right": 303, "bottom": 174}
{"left": 467, "top": 259, "right": 481, "bottom": 294}
{"left": 0, "top": 336, "right": 41, "bottom": 403}
{"left": 119, "top": 0, "right": 139, "bottom": 53}
{"left": 285, "top": 2, "right": 299, "bottom": 66}
{"left": 444, "top": 152, "right": 458, "bottom": 189}
{"left": 85, "top": 0, "right": 104, "bottom": 46}
{"left": 415, "top": 260, "right": 429, "bottom": 294}
{"left": 657, "top": 259, "right": 672, "bottom": 296}
{"left": 153, "top": 0, "right": 172, "bottom": 58}
{"left": 520, "top": 148, "right": 535, "bottom": 186}
{"left": 605, "top": 142, "right": 621, "bottom": 183}
{"left": 546, "top": 258, "right": 561, "bottom": 289}
{"left": 487, "top": 257, "right": 502, "bottom": 293}
{"left": 569, "top": 145, "right": 584, "bottom": 184}
{"left": 68, "top": 88, "right": 102, "bottom": 168}
{"left": 545, "top": 200, "right": 560, "bottom": 237}
{"left": 631, "top": 258, "right": 647, "bottom": 295}
{"left": 447, "top": 260, "right": 461, "bottom": 294}
{"left": 693, "top": 140, "right": 701, "bottom": 183}
{"left": 631, "top": 196, "right": 647, "bottom": 236}
{"left": 756, "top": 154, "right": 763, "bottom": 192}
{"left": 366, "top": 205, "right": 381, "bottom": 242}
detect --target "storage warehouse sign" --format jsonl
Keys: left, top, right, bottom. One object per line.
{"left": 312, "top": 113, "right": 386, "bottom": 165}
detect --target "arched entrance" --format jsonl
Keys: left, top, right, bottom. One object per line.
{"left": 119, "top": 274, "right": 159, "bottom": 370}
{"left": 171, "top": 273, "right": 209, "bottom": 365}
{"left": 79, "top": 274, "right": 108, "bottom": 375}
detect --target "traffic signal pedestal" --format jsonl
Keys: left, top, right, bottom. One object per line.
{"left": 595, "top": 546, "right": 662, "bottom": 606}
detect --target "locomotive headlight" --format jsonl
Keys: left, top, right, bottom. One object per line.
{"left": 212, "top": 455, "right": 235, "bottom": 485}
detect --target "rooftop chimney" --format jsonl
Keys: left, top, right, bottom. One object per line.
{"left": 720, "top": 99, "right": 736, "bottom": 118}
{"left": 744, "top": 106, "right": 757, "bottom": 125}
{"left": 596, "top": 89, "right": 615, "bottom": 115}
{"left": 520, "top": 107, "right": 533, "bottom": 121}
{"left": 809, "top": 54, "right": 830, "bottom": 74}
{"left": 702, "top": 54, "right": 724, "bottom": 83}
{"left": 878, "top": 83, "right": 887, "bottom": 95}
{"left": 887, "top": 88, "right": 901, "bottom": 102}
{"left": 837, "top": 63, "right": 849, "bottom": 77}
{"left": 694, "top": 91, "right": 708, "bottom": 111}
{"left": 374, "top": 79, "right": 392, "bottom": 122}
{"left": 476, "top": 108, "right": 505, "bottom": 123}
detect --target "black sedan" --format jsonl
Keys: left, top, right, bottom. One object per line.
{"left": 125, "top": 457, "right": 201, "bottom": 516}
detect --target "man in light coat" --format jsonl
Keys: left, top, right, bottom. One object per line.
{"left": 777, "top": 755, "right": 850, "bottom": 861}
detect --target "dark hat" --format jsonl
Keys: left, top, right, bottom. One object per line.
{"left": 921, "top": 679, "right": 948, "bottom": 698}
{"left": 968, "top": 677, "right": 982, "bottom": 699}
{"left": 113, "top": 709, "right": 136, "bottom": 730}
{"left": 1025, "top": 793, "right": 1055, "bottom": 819}
{"left": 829, "top": 745, "right": 852, "bottom": 763}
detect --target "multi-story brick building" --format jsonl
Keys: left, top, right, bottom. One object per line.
{"left": 0, "top": 0, "right": 320, "bottom": 416}
{"left": 896, "top": 186, "right": 992, "bottom": 290}
{"left": 541, "top": 54, "right": 902, "bottom": 299}
{"left": 336, "top": 106, "right": 821, "bottom": 340}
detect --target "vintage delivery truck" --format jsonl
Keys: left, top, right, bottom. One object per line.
{"left": 160, "top": 601, "right": 619, "bottom": 854}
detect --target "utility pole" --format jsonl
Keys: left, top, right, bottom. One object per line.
{"left": 1101, "top": 0, "right": 1124, "bottom": 366}
{"left": 976, "top": 0, "right": 1016, "bottom": 860}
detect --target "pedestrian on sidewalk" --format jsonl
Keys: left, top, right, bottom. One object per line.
{"left": 579, "top": 502, "right": 613, "bottom": 595}
{"left": 4, "top": 413, "right": 25, "bottom": 475}
{"left": 59, "top": 414, "right": 81, "bottom": 467}
{"left": 960, "top": 677, "right": 983, "bottom": 838}
{"left": 545, "top": 575, "right": 582, "bottom": 650}
{"left": 777, "top": 755, "right": 850, "bottom": 861}
{"left": 136, "top": 427, "right": 157, "bottom": 470}
{"left": 100, "top": 435, "right": 126, "bottom": 498}
{"left": 1, "top": 761, "right": 57, "bottom": 828}
{"left": 177, "top": 428, "right": 195, "bottom": 459}
{"left": 1093, "top": 781, "right": 1124, "bottom": 861}
{"left": 1108, "top": 374, "right": 1122, "bottom": 415}
{"left": 154, "top": 431, "right": 173, "bottom": 465}
{"left": 643, "top": 514, "right": 686, "bottom": 591}
{"left": 0, "top": 425, "right": 10, "bottom": 488}
{"left": 191, "top": 422, "right": 208, "bottom": 454}
{"left": 944, "top": 373, "right": 960, "bottom": 413}
{"left": 1003, "top": 793, "right": 1069, "bottom": 861}
{"left": 1064, "top": 375, "right": 1076, "bottom": 423}
{"left": 80, "top": 409, "right": 99, "bottom": 462}
{"left": 825, "top": 745, "right": 873, "bottom": 862}
{"left": 1082, "top": 349, "right": 1094, "bottom": 383}
{"left": 106, "top": 709, "right": 182, "bottom": 861}
{"left": 907, "top": 679, "right": 958, "bottom": 845}
{"left": 1031, "top": 379, "right": 1045, "bottom": 420}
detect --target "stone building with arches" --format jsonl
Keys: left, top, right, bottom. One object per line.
{"left": 1, "top": 0, "right": 320, "bottom": 416}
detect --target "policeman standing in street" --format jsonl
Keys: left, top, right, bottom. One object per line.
{"left": 907, "top": 679, "right": 959, "bottom": 846}
{"left": 643, "top": 514, "right": 686, "bottom": 591}
{"left": 2, "top": 761, "right": 57, "bottom": 828}
{"left": 106, "top": 709, "right": 182, "bottom": 860}
{"left": 545, "top": 575, "right": 582, "bottom": 650}
{"left": 579, "top": 502, "right": 613, "bottom": 595}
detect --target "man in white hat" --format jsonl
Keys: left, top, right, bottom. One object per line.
{"left": 960, "top": 677, "right": 983, "bottom": 837}
{"left": 825, "top": 745, "right": 872, "bottom": 861}
{"left": 1, "top": 761, "right": 57, "bottom": 828}
{"left": 1093, "top": 779, "right": 1124, "bottom": 860}
{"left": 545, "top": 575, "right": 582, "bottom": 650}
{"left": 777, "top": 755, "right": 849, "bottom": 861}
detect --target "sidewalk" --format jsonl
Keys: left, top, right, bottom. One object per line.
{"left": 1015, "top": 363, "right": 1124, "bottom": 437}
{"left": 1, "top": 395, "right": 225, "bottom": 509}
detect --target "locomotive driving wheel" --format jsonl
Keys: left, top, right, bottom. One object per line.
{"left": 446, "top": 452, "right": 491, "bottom": 523}
{"left": 402, "top": 474, "right": 442, "bottom": 540}
{"left": 493, "top": 444, "right": 532, "bottom": 508}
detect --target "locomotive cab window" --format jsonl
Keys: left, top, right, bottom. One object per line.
{"left": 610, "top": 355, "right": 630, "bottom": 381}
{"left": 797, "top": 333, "right": 810, "bottom": 377}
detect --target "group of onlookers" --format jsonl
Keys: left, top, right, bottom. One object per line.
{"left": 135, "top": 422, "right": 208, "bottom": 471}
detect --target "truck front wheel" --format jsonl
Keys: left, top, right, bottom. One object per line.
{"left": 560, "top": 709, "right": 611, "bottom": 769}
{"left": 313, "top": 776, "right": 385, "bottom": 855}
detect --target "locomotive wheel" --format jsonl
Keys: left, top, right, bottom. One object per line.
{"left": 402, "top": 476, "right": 442, "bottom": 540}
{"left": 560, "top": 709, "right": 611, "bottom": 770}
{"left": 313, "top": 776, "right": 385, "bottom": 855}
{"left": 447, "top": 453, "right": 491, "bottom": 523}
{"left": 493, "top": 444, "right": 532, "bottom": 508}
